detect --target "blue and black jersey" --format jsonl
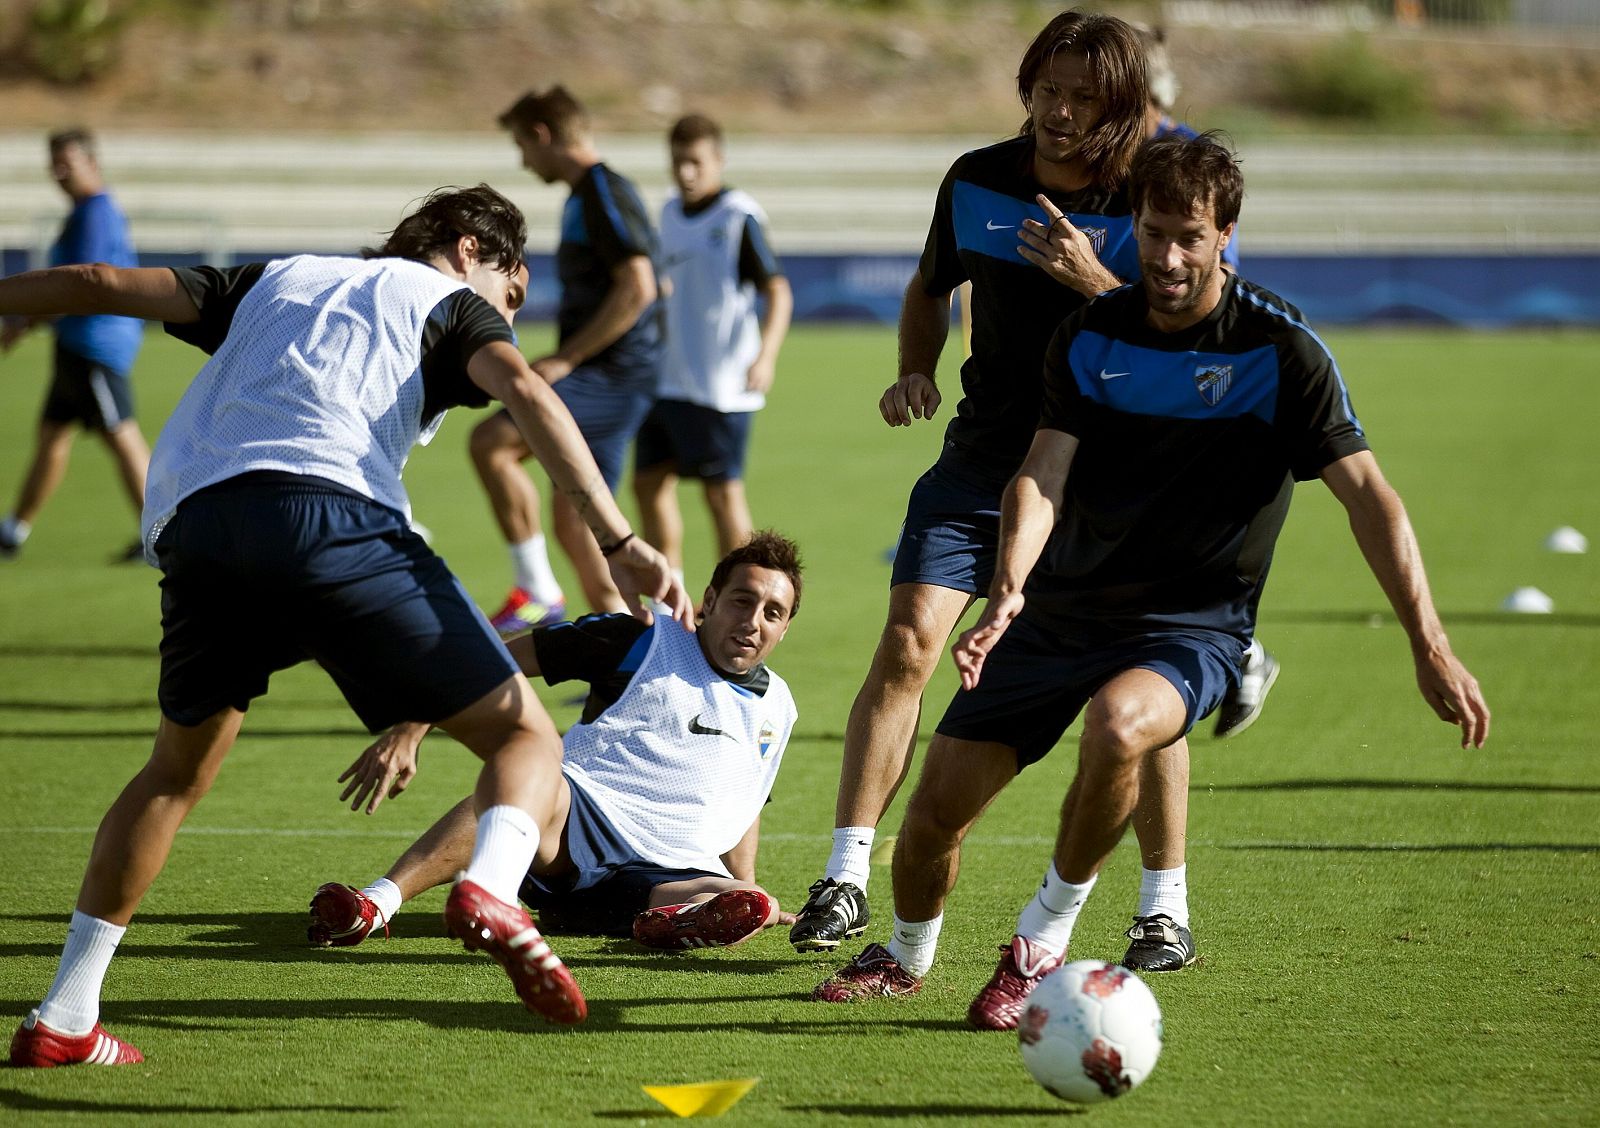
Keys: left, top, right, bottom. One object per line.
{"left": 557, "top": 163, "right": 662, "bottom": 381}
{"left": 919, "top": 135, "right": 1138, "bottom": 474}
{"left": 1028, "top": 274, "right": 1368, "bottom": 640}
{"left": 531, "top": 612, "right": 771, "bottom": 725}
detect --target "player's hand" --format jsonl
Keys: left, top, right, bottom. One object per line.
{"left": 530, "top": 354, "right": 574, "bottom": 384}
{"left": 338, "top": 724, "right": 426, "bottom": 814}
{"left": 1019, "top": 194, "right": 1118, "bottom": 297}
{"left": 1415, "top": 648, "right": 1491, "bottom": 749}
{"left": 605, "top": 533, "right": 695, "bottom": 629}
{"left": 880, "top": 372, "right": 941, "bottom": 427}
{"left": 951, "top": 591, "right": 1025, "bottom": 690}
{"left": 746, "top": 356, "right": 776, "bottom": 395}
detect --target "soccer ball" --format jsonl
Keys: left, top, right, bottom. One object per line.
{"left": 1017, "top": 960, "right": 1163, "bottom": 1104}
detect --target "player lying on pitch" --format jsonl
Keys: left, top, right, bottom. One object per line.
{"left": 309, "top": 532, "right": 802, "bottom": 952}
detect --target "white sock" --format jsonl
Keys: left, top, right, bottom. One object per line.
{"left": 362, "top": 877, "right": 404, "bottom": 926}
{"left": 1137, "top": 864, "right": 1189, "bottom": 927}
{"left": 887, "top": 912, "right": 943, "bottom": 977}
{"left": 509, "top": 535, "right": 562, "bottom": 605}
{"left": 1, "top": 515, "right": 31, "bottom": 545}
{"left": 462, "top": 805, "right": 540, "bottom": 905}
{"left": 1244, "top": 636, "right": 1264, "bottom": 665}
{"left": 37, "top": 911, "right": 125, "bottom": 1035}
{"left": 824, "top": 826, "right": 875, "bottom": 890}
{"left": 1015, "top": 865, "right": 1098, "bottom": 959}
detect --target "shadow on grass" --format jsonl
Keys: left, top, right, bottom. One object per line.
{"left": 1223, "top": 842, "right": 1600, "bottom": 854}
{"left": 0, "top": 1087, "right": 394, "bottom": 1116}
{"left": 1203, "top": 779, "right": 1600, "bottom": 795}
{"left": 778, "top": 1104, "right": 1081, "bottom": 1119}
{"left": 0, "top": 727, "right": 369, "bottom": 740}
{"left": 0, "top": 998, "right": 974, "bottom": 1037}
{"left": 0, "top": 644, "right": 154, "bottom": 659}
{"left": 1268, "top": 610, "right": 1600, "bottom": 628}
{"left": 0, "top": 698, "right": 155, "bottom": 713}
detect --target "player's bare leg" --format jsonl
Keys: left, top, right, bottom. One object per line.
{"left": 469, "top": 413, "right": 542, "bottom": 545}
{"left": 791, "top": 582, "right": 972, "bottom": 952}
{"left": 633, "top": 462, "right": 684, "bottom": 569}
{"left": 552, "top": 491, "right": 626, "bottom": 614}
{"left": 703, "top": 478, "right": 752, "bottom": 559}
{"left": 814, "top": 734, "right": 1013, "bottom": 1001}
{"left": 435, "top": 674, "right": 587, "bottom": 1023}
{"left": 12, "top": 709, "right": 244, "bottom": 1067}
{"left": 99, "top": 421, "right": 150, "bottom": 516}
{"left": 12, "top": 419, "right": 75, "bottom": 526}
{"left": 1126, "top": 737, "right": 1196, "bottom": 967}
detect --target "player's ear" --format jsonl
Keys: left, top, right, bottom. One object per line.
{"left": 1217, "top": 221, "right": 1235, "bottom": 252}
{"left": 699, "top": 585, "right": 716, "bottom": 618}
{"left": 456, "top": 233, "right": 481, "bottom": 267}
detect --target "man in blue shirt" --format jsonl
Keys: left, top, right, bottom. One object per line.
{"left": 0, "top": 129, "right": 150, "bottom": 561}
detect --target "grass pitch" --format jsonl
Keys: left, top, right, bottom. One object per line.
{"left": 0, "top": 324, "right": 1597, "bottom": 1125}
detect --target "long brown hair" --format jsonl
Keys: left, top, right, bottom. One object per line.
{"left": 1016, "top": 10, "right": 1149, "bottom": 189}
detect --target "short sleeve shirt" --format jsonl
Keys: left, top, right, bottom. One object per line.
{"left": 919, "top": 135, "right": 1138, "bottom": 474}
{"left": 557, "top": 163, "right": 663, "bottom": 379}
{"left": 1029, "top": 274, "right": 1369, "bottom": 639}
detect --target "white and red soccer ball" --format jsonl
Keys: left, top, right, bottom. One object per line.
{"left": 1017, "top": 960, "right": 1163, "bottom": 1104}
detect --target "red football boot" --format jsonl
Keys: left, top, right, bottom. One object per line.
{"left": 967, "top": 934, "right": 1063, "bottom": 1030}
{"left": 10, "top": 1010, "right": 143, "bottom": 1068}
{"left": 632, "top": 889, "right": 776, "bottom": 950}
{"left": 307, "top": 882, "right": 387, "bottom": 947}
{"left": 444, "top": 878, "right": 586, "bottom": 1025}
{"left": 811, "top": 943, "right": 924, "bottom": 1002}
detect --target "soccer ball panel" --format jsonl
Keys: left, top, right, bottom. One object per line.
{"left": 1017, "top": 959, "right": 1163, "bottom": 1104}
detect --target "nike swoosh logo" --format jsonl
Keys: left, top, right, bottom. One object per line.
{"left": 1099, "top": 370, "right": 1130, "bottom": 380}
{"left": 986, "top": 220, "right": 1015, "bottom": 231}
{"left": 689, "top": 714, "right": 735, "bottom": 740}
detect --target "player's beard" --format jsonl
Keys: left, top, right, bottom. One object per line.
{"left": 1143, "top": 256, "right": 1220, "bottom": 320}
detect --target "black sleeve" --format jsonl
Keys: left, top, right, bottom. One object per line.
{"left": 916, "top": 160, "right": 967, "bottom": 296}
{"left": 529, "top": 613, "right": 650, "bottom": 687}
{"left": 1273, "top": 331, "right": 1371, "bottom": 481}
{"left": 583, "top": 169, "right": 656, "bottom": 270}
{"left": 1036, "top": 311, "right": 1093, "bottom": 438}
{"left": 419, "top": 289, "right": 516, "bottom": 417}
{"left": 737, "top": 214, "right": 782, "bottom": 287}
{"left": 163, "top": 262, "right": 268, "bottom": 355}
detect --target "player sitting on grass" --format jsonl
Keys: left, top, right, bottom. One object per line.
{"left": 5, "top": 185, "right": 690, "bottom": 1067}
{"left": 309, "top": 532, "right": 802, "bottom": 952}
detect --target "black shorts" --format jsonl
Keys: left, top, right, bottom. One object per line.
{"left": 518, "top": 778, "right": 720, "bottom": 936}
{"left": 889, "top": 443, "right": 1014, "bottom": 594}
{"left": 43, "top": 341, "right": 135, "bottom": 431}
{"left": 633, "top": 399, "right": 753, "bottom": 482}
{"left": 936, "top": 612, "right": 1243, "bottom": 768}
{"left": 153, "top": 474, "right": 519, "bottom": 731}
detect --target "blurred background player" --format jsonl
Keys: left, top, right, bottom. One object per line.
{"left": 0, "top": 129, "right": 149, "bottom": 562}
{"left": 792, "top": 11, "right": 1217, "bottom": 974}
{"left": 309, "top": 532, "right": 802, "bottom": 953}
{"left": 475, "top": 87, "right": 663, "bottom": 634}
{"left": 632, "top": 114, "right": 793, "bottom": 577}
{"left": 4, "top": 186, "right": 689, "bottom": 1065}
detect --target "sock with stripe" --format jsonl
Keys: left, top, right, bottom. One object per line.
{"left": 1015, "top": 865, "right": 1098, "bottom": 959}
{"left": 886, "top": 913, "right": 942, "bottom": 978}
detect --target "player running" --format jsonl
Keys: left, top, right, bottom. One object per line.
{"left": 5, "top": 185, "right": 689, "bottom": 1067}
{"left": 816, "top": 133, "right": 1489, "bottom": 1028}
{"left": 308, "top": 533, "right": 801, "bottom": 953}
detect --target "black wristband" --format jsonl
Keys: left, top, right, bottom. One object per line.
{"left": 600, "top": 532, "right": 635, "bottom": 558}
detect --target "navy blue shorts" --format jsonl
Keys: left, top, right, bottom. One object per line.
{"left": 519, "top": 776, "right": 718, "bottom": 936}
{"left": 633, "top": 399, "right": 753, "bottom": 482}
{"left": 43, "top": 341, "right": 134, "bottom": 431}
{"left": 936, "top": 612, "right": 1243, "bottom": 768}
{"left": 889, "top": 444, "right": 1015, "bottom": 594}
{"left": 153, "top": 475, "right": 519, "bottom": 731}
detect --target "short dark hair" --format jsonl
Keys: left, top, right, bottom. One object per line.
{"left": 498, "top": 86, "right": 589, "bottom": 145}
{"left": 1016, "top": 10, "right": 1149, "bottom": 189}
{"left": 708, "top": 530, "right": 804, "bottom": 618}
{"left": 48, "top": 128, "right": 95, "bottom": 157}
{"left": 669, "top": 114, "right": 723, "bottom": 149}
{"left": 1128, "top": 131, "right": 1243, "bottom": 231}
{"left": 365, "top": 184, "right": 528, "bottom": 274}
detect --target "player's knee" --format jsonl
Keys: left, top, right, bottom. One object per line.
{"left": 875, "top": 617, "right": 948, "bottom": 685}
{"left": 467, "top": 417, "right": 515, "bottom": 465}
{"left": 1081, "top": 696, "right": 1165, "bottom": 767}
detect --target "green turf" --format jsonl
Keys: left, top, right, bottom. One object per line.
{"left": 0, "top": 324, "right": 1597, "bottom": 1125}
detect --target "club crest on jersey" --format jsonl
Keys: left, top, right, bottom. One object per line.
{"left": 1078, "top": 225, "right": 1107, "bottom": 255}
{"left": 1194, "top": 364, "right": 1233, "bottom": 406}
{"left": 758, "top": 721, "right": 777, "bottom": 759}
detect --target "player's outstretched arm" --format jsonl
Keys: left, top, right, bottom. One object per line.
{"left": 1018, "top": 195, "right": 1123, "bottom": 298}
{"left": 468, "top": 340, "right": 692, "bottom": 627}
{"left": 952, "top": 429, "right": 1079, "bottom": 689}
{"left": 339, "top": 722, "right": 428, "bottom": 814}
{"left": 881, "top": 274, "right": 949, "bottom": 427}
{"left": 1321, "top": 451, "right": 1490, "bottom": 748}
{"left": 0, "top": 263, "right": 200, "bottom": 325}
